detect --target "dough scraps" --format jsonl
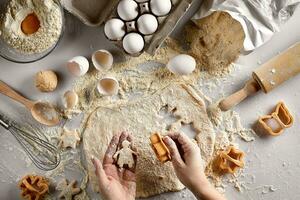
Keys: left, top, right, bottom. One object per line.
{"left": 58, "top": 128, "right": 81, "bottom": 149}
{"left": 83, "top": 84, "right": 216, "bottom": 198}
{"left": 56, "top": 179, "right": 81, "bottom": 200}
{"left": 185, "top": 11, "right": 245, "bottom": 76}
{"left": 113, "top": 140, "right": 137, "bottom": 168}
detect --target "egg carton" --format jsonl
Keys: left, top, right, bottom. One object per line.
{"left": 60, "top": 0, "right": 119, "bottom": 26}
{"left": 104, "top": 0, "right": 193, "bottom": 56}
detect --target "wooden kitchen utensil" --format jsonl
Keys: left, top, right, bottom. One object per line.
{"left": 0, "top": 80, "right": 60, "bottom": 126}
{"left": 219, "top": 42, "right": 300, "bottom": 111}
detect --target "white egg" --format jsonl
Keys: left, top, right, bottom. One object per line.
{"left": 97, "top": 77, "right": 119, "bottom": 96}
{"left": 117, "top": 0, "right": 139, "bottom": 21}
{"left": 122, "top": 33, "right": 144, "bottom": 54}
{"left": 150, "top": 0, "right": 172, "bottom": 16}
{"left": 67, "top": 56, "right": 89, "bottom": 76}
{"left": 104, "top": 18, "right": 126, "bottom": 41}
{"left": 137, "top": 14, "right": 158, "bottom": 35}
{"left": 92, "top": 49, "right": 113, "bottom": 71}
{"left": 167, "top": 54, "right": 196, "bottom": 75}
{"left": 63, "top": 90, "right": 79, "bottom": 109}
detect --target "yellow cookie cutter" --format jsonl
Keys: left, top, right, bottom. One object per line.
{"left": 150, "top": 133, "right": 171, "bottom": 163}
{"left": 215, "top": 146, "right": 245, "bottom": 174}
{"left": 19, "top": 175, "right": 49, "bottom": 200}
{"left": 258, "top": 102, "right": 293, "bottom": 136}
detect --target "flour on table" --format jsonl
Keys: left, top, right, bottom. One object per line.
{"left": 83, "top": 84, "right": 216, "bottom": 198}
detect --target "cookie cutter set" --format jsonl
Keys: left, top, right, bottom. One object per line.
{"left": 61, "top": 0, "right": 193, "bottom": 56}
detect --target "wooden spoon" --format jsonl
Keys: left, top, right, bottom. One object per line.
{"left": 0, "top": 80, "right": 60, "bottom": 126}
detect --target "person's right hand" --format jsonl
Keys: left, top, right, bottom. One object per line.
{"left": 163, "top": 132, "right": 226, "bottom": 200}
{"left": 163, "top": 132, "right": 207, "bottom": 189}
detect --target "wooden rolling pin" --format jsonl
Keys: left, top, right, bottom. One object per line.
{"left": 219, "top": 42, "right": 300, "bottom": 111}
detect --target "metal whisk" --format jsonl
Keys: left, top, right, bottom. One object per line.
{"left": 0, "top": 114, "right": 61, "bottom": 171}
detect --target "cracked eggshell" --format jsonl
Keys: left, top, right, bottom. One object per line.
{"left": 92, "top": 50, "right": 113, "bottom": 71}
{"left": 63, "top": 90, "right": 78, "bottom": 109}
{"left": 117, "top": 0, "right": 139, "bottom": 21}
{"left": 137, "top": 14, "right": 158, "bottom": 35}
{"left": 97, "top": 77, "right": 119, "bottom": 96}
{"left": 104, "top": 18, "right": 126, "bottom": 41}
{"left": 150, "top": 0, "right": 172, "bottom": 16}
{"left": 67, "top": 56, "right": 89, "bottom": 76}
{"left": 167, "top": 54, "right": 196, "bottom": 75}
{"left": 122, "top": 33, "right": 144, "bottom": 55}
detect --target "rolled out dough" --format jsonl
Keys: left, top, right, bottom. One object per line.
{"left": 83, "top": 84, "right": 216, "bottom": 198}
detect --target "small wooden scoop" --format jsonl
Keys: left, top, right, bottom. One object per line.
{"left": 0, "top": 80, "right": 60, "bottom": 126}
{"left": 219, "top": 42, "right": 300, "bottom": 111}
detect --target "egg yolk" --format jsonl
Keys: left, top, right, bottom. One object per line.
{"left": 21, "top": 13, "right": 40, "bottom": 35}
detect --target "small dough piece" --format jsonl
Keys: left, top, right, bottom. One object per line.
{"left": 150, "top": 133, "right": 171, "bottom": 163}
{"left": 19, "top": 174, "right": 49, "bottom": 200}
{"left": 58, "top": 128, "right": 80, "bottom": 149}
{"left": 113, "top": 140, "right": 136, "bottom": 168}
{"left": 56, "top": 179, "right": 81, "bottom": 200}
{"left": 35, "top": 70, "right": 58, "bottom": 92}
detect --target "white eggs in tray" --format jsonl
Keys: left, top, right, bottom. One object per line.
{"left": 137, "top": 14, "right": 158, "bottom": 35}
{"left": 104, "top": 18, "right": 126, "bottom": 41}
{"left": 167, "top": 54, "right": 196, "bottom": 75}
{"left": 117, "top": 0, "right": 139, "bottom": 21}
{"left": 123, "top": 33, "right": 145, "bottom": 54}
{"left": 150, "top": 0, "right": 172, "bottom": 16}
{"left": 104, "top": 0, "right": 174, "bottom": 55}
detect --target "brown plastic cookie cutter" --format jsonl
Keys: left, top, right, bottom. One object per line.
{"left": 258, "top": 102, "right": 294, "bottom": 136}
{"left": 215, "top": 146, "right": 245, "bottom": 174}
{"left": 19, "top": 175, "right": 49, "bottom": 200}
{"left": 150, "top": 133, "right": 171, "bottom": 163}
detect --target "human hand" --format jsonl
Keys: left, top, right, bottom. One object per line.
{"left": 163, "top": 132, "right": 207, "bottom": 189}
{"left": 163, "top": 132, "right": 226, "bottom": 200}
{"left": 92, "top": 132, "right": 137, "bottom": 200}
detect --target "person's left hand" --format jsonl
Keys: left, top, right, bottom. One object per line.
{"left": 92, "top": 132, "right": 137, "bottom": 200}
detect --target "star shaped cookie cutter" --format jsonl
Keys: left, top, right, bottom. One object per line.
{"left": 215, "top": 146, "right": 245, "bottom": 174}
{"left": 150, "top": 133, "right": 171, "bottom": 163}
{"left": 19, "top": 175, "right": 49, "bottom": 200}
{"left": 257, "top": 102, "right": 293, "bottom": 136}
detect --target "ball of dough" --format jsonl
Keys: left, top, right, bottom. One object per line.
{"left": 35, "top": 70, "right": 58, "bottom": 92}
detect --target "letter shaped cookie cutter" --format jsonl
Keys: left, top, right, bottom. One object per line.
{"left": 19, "top": 175, "right": 49, "bottom": 200}
{"left": 150, "top": 133, "right": 171, "bottom": 163}
{"left": 258, "top": 102, "right": 293, "bottom": 136}
{"left": 215, "top": 146, "right": 245, "bottom": 174}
